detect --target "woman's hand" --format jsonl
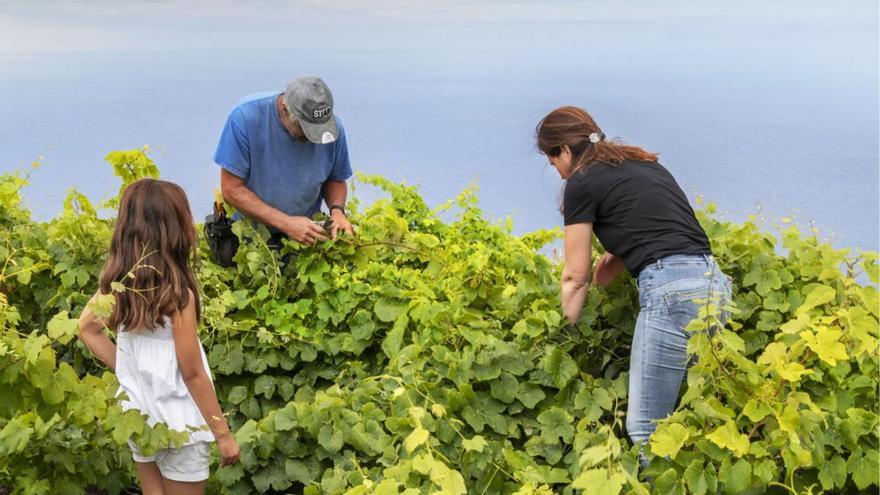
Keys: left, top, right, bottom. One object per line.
{"left": 216, "top": 432, "right": 240, "bottom": 467}
{"left": 593, "top": 252, "right": 625, "bottom": 287}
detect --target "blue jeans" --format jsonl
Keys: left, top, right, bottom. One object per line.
{"left": 626, "top": 254, "right": 732, "bottom": 446}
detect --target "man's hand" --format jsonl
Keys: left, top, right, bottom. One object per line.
{"left": 280, "top": 216, "right": 329, "bottom": 245}
{"left": 330, "top": 209, "right": 355, "bottom": 239}
{"left": 593, "top": 252, "right": 625, "bottom": 287}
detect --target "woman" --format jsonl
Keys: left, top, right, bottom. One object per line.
{"left": 536, "top": 106, "right": 732, "bottom": 449}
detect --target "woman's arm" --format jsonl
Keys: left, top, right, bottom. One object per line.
{"left": 593, "top": 252, "right": 626, "bottom": 287}
{"left": 77, "top": 292, "right": 116, "bottom": 370}
{"left": 561, "top": 223, "right": 593, "bottom": 324}
{"left": 172, "top": 291, "right": 239, "bottom": 466}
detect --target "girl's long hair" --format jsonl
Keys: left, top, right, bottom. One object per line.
{"left": 536, "top": 106, "right": 658, "bottom": 176}
{"left": 99, "top": 179, "right": 201, "bottom": 331}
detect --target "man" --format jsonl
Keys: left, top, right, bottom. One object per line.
{"left": 214, "top": 76, "right": 354, "bottom": 246}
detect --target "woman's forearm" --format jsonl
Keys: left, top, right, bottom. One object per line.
{"left": 559, "top": 223, "right": 594, "bottom": 325}
{"left": 183, "top": 372, "right": 231, "bottom": 439}
{"left": 606, "top": 253, "right": 626, "bottom": 279}
{"left": 561, "top": 274, "right": 589, "bottom": 324}
{"left": 594, "top": 252, "right": 627, "bottom": 287}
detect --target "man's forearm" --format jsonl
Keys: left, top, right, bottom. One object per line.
{"left": 323, "top": 180, "right": 347, "bottom": 209}
{"left": 223, "top": 183, "right": 290, "bottom": 230}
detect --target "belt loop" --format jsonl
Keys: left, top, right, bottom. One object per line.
{"left": 656, "top": 257, "right": 663, "bottom": 269}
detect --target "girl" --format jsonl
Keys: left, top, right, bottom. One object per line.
{"left": 78, "top": 178, "right": 239, "bottom": 495}
{"left": 536, "top": 106, "right": 732, "bottom": 453}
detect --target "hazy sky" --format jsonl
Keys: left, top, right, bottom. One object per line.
{"left": 1, "top": 1, "right": 877, "bottom": 54}
{"left": 0, "top": 1, "right": 877, "bottom": 250}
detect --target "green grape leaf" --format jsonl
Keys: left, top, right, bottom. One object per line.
{"left": 462, "top": 435, "right": 488, "bottom": 453}
{"left": 47, "top": 312, "right": 79, "bottom": 345}
{"left": 375, "top": 298, "right": 406, "bottom": 323}
{"left": 226, "top": 385, "right": 248, "bottom": 404}
{"left": 818, "top": 455, "right": 847, "bottom": 491}
{"left": 541, "top": 347, "right": 578, "bottom": 389}
{"left": 537, "top": 407, "right": 574, "bottom": 443}
{"left": 684, "top": 461, "right": 716, "bottom": 495}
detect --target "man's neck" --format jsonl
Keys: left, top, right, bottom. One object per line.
{"left": 275, "top": 94, "right": 285, "bottom": 120}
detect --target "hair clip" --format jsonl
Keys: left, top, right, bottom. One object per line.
{"left": 589, "top": 132, "right": 604, "bottom": 144}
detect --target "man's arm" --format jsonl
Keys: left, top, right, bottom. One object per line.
{"left": 220, "top": 169, "right": 327, "bottom": 245}
{"left": 220, "top": 169, "right": 288, "bottom": 230}
{"left": 561, "top": 223, "right": 593, "bottom": 324}
{"left": 322, "top": 179, "right": 355, "bottom": 238}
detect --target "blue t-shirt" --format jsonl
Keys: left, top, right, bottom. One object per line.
{"left": 213, "top": 92, "right": 352, "bottom": 219}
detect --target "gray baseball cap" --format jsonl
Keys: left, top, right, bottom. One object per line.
{"left": 284, "top": 76, "right": 338, "bottom": 144}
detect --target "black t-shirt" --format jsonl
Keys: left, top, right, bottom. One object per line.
{"left": 563, "top": 160, "right": 711, "bottom": 275}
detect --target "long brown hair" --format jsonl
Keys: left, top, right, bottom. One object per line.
{"left": 99, "top": 179, "right": 201, "bottom": 331}
{"left": 536, "top": 106, "right": 658, "bottom": 176}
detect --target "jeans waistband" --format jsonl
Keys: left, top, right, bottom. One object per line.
{"left": 650, "top": 253, "right": 715, "bottom": 269}
{"left": 637, "top": 254, "right": 715, "bottom": 289}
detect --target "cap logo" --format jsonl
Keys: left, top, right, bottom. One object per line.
{"left": 321, "top": 131, "right": 336, "bottom": 144}
{"left": 312, "top": 107, "right": 331, "bottom": 119}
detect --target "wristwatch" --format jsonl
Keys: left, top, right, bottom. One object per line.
{"left": 329, "top": 204, "right": 346, "bottom": 216}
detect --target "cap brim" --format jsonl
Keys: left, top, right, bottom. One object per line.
{"left": 297, "top": 113, "right": 339, "bottom": 144}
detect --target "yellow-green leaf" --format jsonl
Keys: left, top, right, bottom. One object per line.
{"left": 706, "top": 421, "right": 750, "bottom": 457}
{"left": 776, "top": 404, "right": 801, "bottom": 436}
{"left": 742, "top": 399, "right": 771, "bottom": 423}
{"left": 775, "top": 361, "right": 811, "bottom": 382}
{"left": 404, "top": 426, "right": 429, "bottom": 453}
{"left": 802, "top": 326, "right": 848, "bottom": 366}
{"left": 779, "top": 313, "right": 809, "bottom": 334}
{"left": 90, "top": 293, "right": 116, "bottom": 319}
{"left": 796, "top": 285, "right": 836, "bottom": 314}
{"left": 650, "top": 423, "right": 689, "bottom": 458}
{"left": 572, "top": 468, "right": 625, "bottom": 495}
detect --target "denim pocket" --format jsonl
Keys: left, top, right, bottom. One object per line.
{"left": 662, "top": 278, "right": 713, "bottom": 332}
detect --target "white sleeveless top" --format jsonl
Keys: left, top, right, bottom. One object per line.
{"left": 115, "top": 316, "right": 215, "bottom": 445}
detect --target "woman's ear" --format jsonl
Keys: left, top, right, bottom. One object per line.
{"left": 560, "top": 145, "right": 571, "bottom": 157}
